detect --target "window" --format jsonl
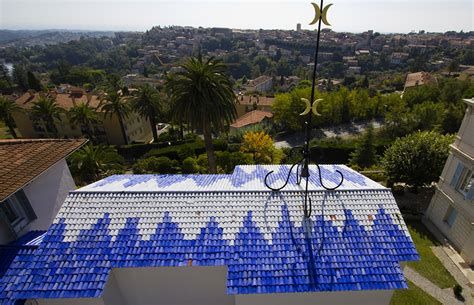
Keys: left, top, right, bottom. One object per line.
{"left": 0, "top": 190, "right": 36, "bottom": 234}
{"left": 458, "top": 169, "right": 473, "bottom": 195}
{"left": 450, "top": 161, "right": 474, "bottom": 200}
{"left": 444, "top": 206, "right": 457, "bottom": 227}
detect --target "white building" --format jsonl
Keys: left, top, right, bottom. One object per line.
{"left": 425, "top": 98, "right": 474, "bottom": 265}
{"left": 0, "top": 139, "right": 86, "bottom": 245}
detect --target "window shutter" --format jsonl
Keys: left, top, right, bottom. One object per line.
{"left": 16, "top": 190, "right": 37, "bottom": 221}
{"left": 450, "top": 163, "right": 464, "bottom": 187}
{"left": 0, "top": 206, "right": 17, "bottom": 238}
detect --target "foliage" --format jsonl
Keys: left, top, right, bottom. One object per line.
{"left": 30, "top": 96, "right": 63, "bottom": 137}
{"left": 69, "top": 144, "right": 124, "bottom": 184}
{"left": 216, "top": 151, "right": 254, "bottom": 173}
{"left": 382, "top": 131, "right": 455, "bottom": 188}
{"left": 166, "top": 55, "right": 237, "bottom": 173}
{"left": 182, "top": 157, "right": 200, "bottom": 174}
{"left": 272, "top": 86, "right": 388, "bottom": 132}
{"left": 129, "top": 84, "right": 163, "bottom": 142}
{"left": 100, "top": 90, "right": 131, "bottom": 144}
{"left": 349, "top": 123, "right": 377, "bottom": 168}
{"left": 133, "top": 156, "right": 178, "bottom": 174}
{"left": 0, "top": 95, "right": 21, "bottom": 138}
{"left": 68, "top": 102, "right": 100, "bottom": 141}
{"left": 241, "top": 131, "right": 282, "bottom": 164}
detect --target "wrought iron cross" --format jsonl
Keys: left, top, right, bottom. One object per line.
{"left": 264, "top": 0, "right": 344, "bottom": 218}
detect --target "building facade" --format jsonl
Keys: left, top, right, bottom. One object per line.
{"left": 13, "top": 90, "right": 153, "bottom": 145}
{"left": 0, "top": 139, "right": 85, "bottom": 244}
{"left": 425, "top": 98, "right": 474, "bottom": 265}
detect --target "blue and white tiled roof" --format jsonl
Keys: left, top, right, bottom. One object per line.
{"left": 1, "top": 165, "right": 418, "bottom": 302}
{"left": 79, "top": 165, "right": 382, "bottom": 192}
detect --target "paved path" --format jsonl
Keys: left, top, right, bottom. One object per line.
{"left": 404, "top": 266, "right": 465, "bottom": 305}
{"left": 432, "top": 246, "right": 474, "bottom": 304}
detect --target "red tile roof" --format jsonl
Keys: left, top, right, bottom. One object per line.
{"left": 230, "top": 110, "right": 273, "bottom": 128}
{"left": 15, "top": 92, "right": 102, "bottom": 111}
{"left": 0, "top": 139, "right": 87, "bottom": 202}
{"left": 236, "top": 95, "right": 274, "bottom": 106}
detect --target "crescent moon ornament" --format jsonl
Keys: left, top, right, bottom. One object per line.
{"left": 312, "top": 98, "right": 323, "bottom": 116}
{"left": 309, "top": 2, "right": 332, "bottom": 26}
{"left": 309, "top": 3, "right": 321, "bottom": 25}
{"left": 300, "top": 98, "right": 312, "bottom": 116}
{"left": 321, "top": 3, "right": 333, "bottom": 26}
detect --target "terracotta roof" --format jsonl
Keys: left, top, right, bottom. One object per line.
{"left": 230, "top": 110, "right": 273, "bottom": 128}
{"left": 247, "top": 75, "right": 272, "bottom": 87}
{"left": 15, "top": 92, "right": 102, "bottom": 111}
{"left": 404, "top": 71, "right": 436, "bottom": 89}
{"left": 0, "top": 139, "right": 87, "bottom": 202}
{"left": 236, "top": 95, "right": 274, "bottom": 106}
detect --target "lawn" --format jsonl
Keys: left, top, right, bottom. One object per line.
{"left": 406, "top": 220, "right": 457, "bottom": 289}
{"left": 390, "top": 280, "right": 442, "bottom": 305}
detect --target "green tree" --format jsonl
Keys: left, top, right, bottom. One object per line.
{"left": 349, "top": 124, "right": 376, "bottom": 168}
{"left": 0, "top": 95, "right": 21, "bottom": 138}
{"left": 129, "top": 84, "right": 162, "bottom": 142}
{"left": 382, "top": 131, "right": 455, "bottom": 189}
{"left": 68, "top": 102, "right": 100, "bottom": 142}
{"left": 165, "top": 55, "right": 237, "bottom": 173}
{"left": 69, "top": 144, "right": 124, "bottom": 184}
{"left": 12, "top": 64, "right": 28, "bottom": 91}
{"left": 27, "top": 71, "right": 42, "bottom": 91}
{"left": 100, "top": 90, "right": 131, "bottom": 145}
{"left": 30, "top": 96, "right": 63, "bottom": 138}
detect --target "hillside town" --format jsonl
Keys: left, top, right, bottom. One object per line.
{"left": 0, "top": 8, "right": 473, "bottom": 305}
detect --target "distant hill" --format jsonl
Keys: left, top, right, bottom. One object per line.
{"left": 0, "top": 29, "right": 115, "bottom": 45}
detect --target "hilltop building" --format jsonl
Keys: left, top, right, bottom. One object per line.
{"left": 425, "top": 98, "right": 474, "bottom": 266}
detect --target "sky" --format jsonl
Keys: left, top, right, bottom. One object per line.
{"left": 0, "top": 0, "right": 472, "bottom": 33}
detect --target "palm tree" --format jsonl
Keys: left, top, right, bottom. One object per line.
{"left": 0, "top": 95, "right": 21, "bottom": 138}
{"left": 129, "top": 84, "right": 162, "bottom": 142}
{"left": 165, "top": 55, "right": 237, "bottom": 173}
{"left": 99, "top": 90, "right": 131, "bottom": 145}
{"left": 69, "top": 143, "right": 124, "bottom": 184}
{"left": 30, "top": 96, "right": 63, "bottom": 138}
{"left": 68, "top": 102, "right": 100, "bottom": 142}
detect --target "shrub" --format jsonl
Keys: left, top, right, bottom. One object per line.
{"left": 182, "top": 157, "right": 200, "bottom": 174}
{"left": 133, "top": 156, "right": 178, "bottom": 174}
{"left": 178, "top": 144, "right": 196, "bottom": 161}
{"left": 382, "top": 131, "right": 455, "bottom": 188}
{"left": 216, "top": 151, "right": 254, "bottom": 173}
{"left": 453, "top": 284, "right": 463, "bottom": 300}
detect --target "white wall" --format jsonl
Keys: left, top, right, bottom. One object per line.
{"left": 0, "top": 159, "right": 75, "bottom": 244}
{"left": 31, "top": 267, "right": 394, "bottom": 305}
{"left": 37, "top": 298, "right": 104, "bottom": 305}
{"left": 21, "top": 159, "right": 76, "bottom": 232}
{"left": 236, "top": 290, "right": 394, "bottom": 305}
{"left": 107, "top": 266, "right": 235, "bottom": 305}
